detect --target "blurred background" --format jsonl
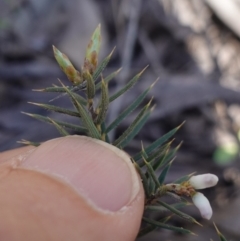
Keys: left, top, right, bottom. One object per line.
{"left": 1, "top": 0, "right": 240, "bottom": 240}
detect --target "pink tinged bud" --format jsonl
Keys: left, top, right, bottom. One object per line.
{"left": 192, "top": 192, "right": 212, "bottom": 220}
{"left": 189, "top": 174, "right": 218, "bottom": 189}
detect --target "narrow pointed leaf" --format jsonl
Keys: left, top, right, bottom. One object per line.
{"left": 95, "top": 68, "right": 121, "bottom": 90}
{"left": 145, "top": 204, "right": 169, "bottom": 212}
{"left": 35, "top": 85, "right": 87, "bottom": 105}
{"left": 18, "top": 139, "right": 40, "bottom": 147}
{"left": 149, "top": 146, "right": 171, "bottom": 170}
{"left": 138, "top": 225, "right": 158, "bottom": 238}
{"left": 95, "top": 80, "right": 109, "bottom": 125}
{"left": 33, "top": 86, "right": 70, "bottom": 93}
{"left": 93, "top": 47, "right": 116, "bottom": 81}
{"left": 100, "top": 122, "right": 110, "bottom": 143}
{"left": 62, "top": 85, "right": 101, "bottom": 139}
{"left": 28, "top": 102, "right": 80, "bottom": 117}
{"left": 140, "top": 142, "right": 172, "bottom": 168}
{"left": 48, "top": 117, "right": 69, "bottom": 136}
{"left": 158, "top": 160, "right": 174, "bottom": 185}
{"left": 148, "top": 174, "right": 156, "bottom": 195}
{"left": 146, "top": 202, "right": 190, "bottom": 212}
{"left": 133, "top": 160, "right": 150, "bottom": 198}
{"left": 22, "top": 112, "right": 87, "bottom": 133}
{"left": 147, "top": 142, "right": 170, "bottom": 162}
{"left": 140, "top": 145, "right": 158, "bottom": 194}
{"left": 106, "top": 81, "right": 155, "bottom": 133}
{"left": 158, "top": 143, "right": 182, "bottom": 169}
{"left": 53, "top": 45, "right": 82, "bottom": 84}
{"left": 84, "top": 71, "right": 95, "bottom": 100}
{"left": 143, "top": 156, "right": 160, "bottom": 188}
{"left": 71, "top": 93, "right": 87, "bottom": 106}
{"left": 213, "top": 223, "right": 228, "bottom": 241}
{"left": 109, "top": 66, "right": 148, "bottom": 102}
{"left": 35, "top": 84, "right": 86, "bottom": 94}
{"left": 138, "top": 216, "right": 171, "bottom": 237}
{"left": 157, "top": 200, "right": 201, "bottom": 225}
{"left": 174, "top": 172, "right": 196, "bottom": 184}
{"left": 113, "top": 100, "right": 152, "bottom": 148}
{"left": 142, "top": 217, "right": 194, "bottom": 234}
{"left": 119, "top": 109, "right": 152, "bottom": 149}
{"left": 133, "top": 122, "right": 184, "bottom": 161}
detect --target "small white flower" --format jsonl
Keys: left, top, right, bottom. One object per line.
{"left": 189, "top": 173, "right": 218, "bottom": 189}
{"left": 192, "top": 192, "right": 212, "bottom": 220}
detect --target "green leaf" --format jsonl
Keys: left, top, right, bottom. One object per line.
{"left": 158, "top": 159, "right": 174, "bottom": 185}
{"left": 95, "top": 79, "right": 109, "bottom": 125}
{"left": 95, "top": 68, "right": 122, "bottom": 91}
{"left": 120, "top": 109, "right": 152, "bottom": 149}
{"left": 62, "top": 84, "right": 101, "bottom": 139}
{"left": 92, "top": 47, "right": 116, "bottom": 81}
{"left": 133, "top": 160, "right": 150, "bottom": 198}
{"left": 148, "top": 175, "right": 156, "bottom": 196}
{"left": 47, "top": 117, "right": 69, "bottom": 136}
{"left": 157, "top": 200, "right": 201, "bottom": 225}
{"left": 138, "top": 216, "right": 171, "bottom": 237}
{"left": 109, "top": 66, "right": 148, "bottom": 102}
{"left": 28, "top": 102, "right": 80, "bottom": 117}
{"left": 22, "top": 112, "right": 87, "bottom": 133}
{"left": 146, "top": 142, "right": 172, "bottom": 165}
{"left": 71, "top": 93, "right": 87, "bottom": 106}
{"left": 157, "top": 143, "right": 182, "bottom": 169}
{"left": 113, "top": 100, "right": 152, "bottom": 148}
{"left": 140, "top": 144, "right": 158, "bottom": 195}
{"left": 143, "top": 155, "right": 160, "bottom": 189}
{"left": 136, "top": 142, "right": 171, "bottom": 168}
{"left": 133, "top": 122, "right": 184, "bottom": 162}
{"left": 18, "top": 139, "right": 40, "bottom": 147}
{"left": 213, "top": 223, "right": 228, "bottom": 241}
{"left": 100, "top": 122, "right": 110, "bottom": 143}
{"left": 33, "top": 86, "right": 70, "bottom": 93}
{"left": 139, "top": 141, "right": 175, "bottom": 169}
{"left": 142, "top": 217, "right": 194, "bottom": 235}
{"left": 174, "top": 172, "right": 196, "bottom": 184}
{"left": 106, "top": 81, "right": 156, "bottom": 133}
{"left": 34, "top": 85, "right": 87, "bottom": 105}
{"left": 139, "top": 142, "right": 172, "bottom": 169}
{"left": 84, "top": 71, "right": 95, "bottom": 100}
{"left": 145, "top": 202, "right": 190, "bottom": 212}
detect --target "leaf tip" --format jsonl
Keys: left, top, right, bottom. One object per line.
{"left": 32, "top": 88, "right": 45, "bottom": 92}
{"left": 138, "top": 65, "right": 149, "bottom": 76}
{"left": 177, "top": 121, "right": 186, "bottom": 130}
{"left": 27, "top": 101, "right": 41, "bottom": 107}
{"left": 21, "top": 111, "right": 33, "bottom": 117}
{"left": 150, "top": 78, "right": 159, "bottom": 89}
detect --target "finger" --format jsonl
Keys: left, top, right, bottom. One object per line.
{"left": 0, "top": 146, "right": 35, "bottom": 163}
{"left": 0, "top": 136, "right": 144, "bottom": 241}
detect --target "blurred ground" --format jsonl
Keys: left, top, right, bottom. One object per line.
{"left": 1, "top": 0, "right": 240, "bottom": 240}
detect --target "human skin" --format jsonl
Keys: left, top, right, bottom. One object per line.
{"left": 0, "top": 136, "right": 145, "bottom": 241}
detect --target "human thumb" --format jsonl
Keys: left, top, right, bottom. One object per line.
{"left": 0, "top": 136, "right": 144, "bottom": 241}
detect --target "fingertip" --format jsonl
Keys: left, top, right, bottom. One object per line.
{"left": 0, "top": 136, "right": 145, "bottom": 241}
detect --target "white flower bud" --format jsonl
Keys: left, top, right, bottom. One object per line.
{"left": 192, "top": 192, "right": 212, "bottom": 220}
{"left": 189, "top": 174, "right": 218, "bottom": 189}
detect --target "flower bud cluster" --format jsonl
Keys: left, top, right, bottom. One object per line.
{"left": 166, "top": 173, "right": 218, "bottom": 220}
{"left": 189, "top": 174, "right": 218, "bottom": 220}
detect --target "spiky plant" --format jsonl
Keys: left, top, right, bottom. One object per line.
{"left": 22, "top": 25, "right": 220, "bottom": 238}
